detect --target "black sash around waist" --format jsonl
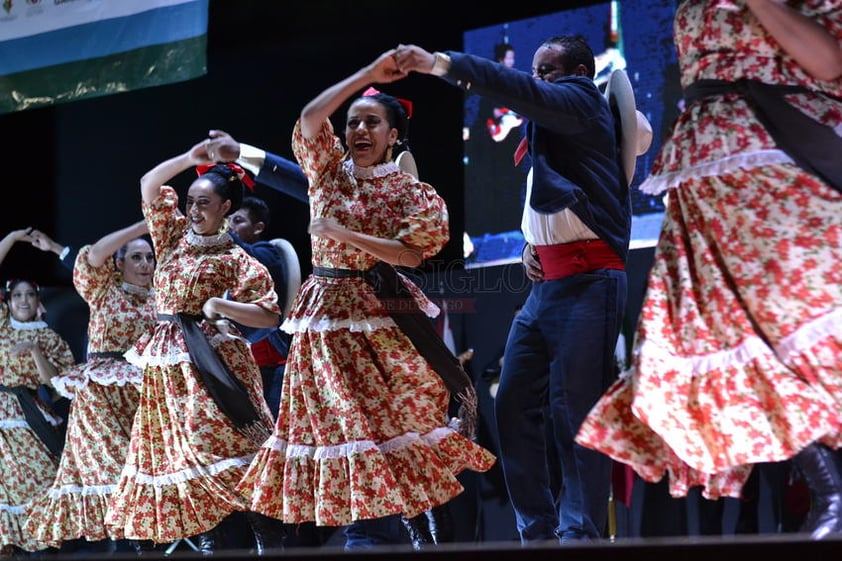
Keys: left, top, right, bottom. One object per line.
{"left": 0, "top": 383, "right": 63, "bottom": 458}
{"left": 684, "top": 79, "right": 842, "bottom": 194}
{"left": 87, "top": 351, "right": 126, "bottom": 360}
{"left": 337, "top": 263, "right": 479, "bottom": 440}
{"left": 312, "top": 266, "right": 367, "bottom": 279}
{"left": 157, "top": 313, "right": 269, "bottom": 443}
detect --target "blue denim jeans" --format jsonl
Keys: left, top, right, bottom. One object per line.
{"left": 494, "top": 269, "right": 627, "bottom": 542}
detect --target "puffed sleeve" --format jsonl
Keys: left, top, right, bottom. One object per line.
{"left": 142, "top": 185, "right": 188, "bottom": 257}
{"left": 73, "top": 244, "right": 119, "bottom": 306}
{"left": 41, "top": 329, "right": 77, "bottom": 372}
{"left": 228, "top": 250, "right": 281, "bottom": 315}
{"left": 394, "top": 178, "right": 450, "bottom": 260}
{"left": 291, "top": 118, "right": 345, "bottom": 199}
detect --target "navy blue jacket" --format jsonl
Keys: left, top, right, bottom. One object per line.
{"left": 233, "top": 150, "right": 309, "bottom": 357}
{"left": 443, "top": 51, "right": 631, "bottom": 263}
{"left": 258, "top": 151, "right": 309, "bottom": 204}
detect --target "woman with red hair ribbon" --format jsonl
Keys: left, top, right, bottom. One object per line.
{"left": 236, "top": 49, "right": 495, "bottom": 550}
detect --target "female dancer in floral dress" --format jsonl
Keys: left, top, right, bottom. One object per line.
{"left": 104, "top": 144, "right": 280, "bottom": 554}
{"left": 24, "top": 221, "right": 155, "bottom": 553}
{"left": 237, "top": 49, "right": 495, "bottom": 549}
{"left": 576, "top": 0, "right": 842, "bottom": 540}
{"left": 0, "top": 228, "right": 76, "bottom": 555}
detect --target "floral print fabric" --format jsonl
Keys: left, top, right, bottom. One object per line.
{"left": 104, "top": 186, "right": 278, "bottom": 542}
{"left": 575, "top": 0, "right": 842, "bottom": 499}
{"left": 0, "top": 303, "right": 76, "bottom": 551}
{"left": 236, "top": 119, "right": 496, "bottom": 526}
{"left": 24, "top": 245, "right": 156, "bottom": 546}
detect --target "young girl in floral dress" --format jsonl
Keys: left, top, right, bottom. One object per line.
{"left": 0, "top": 228, "right": 76, "bottom": 555}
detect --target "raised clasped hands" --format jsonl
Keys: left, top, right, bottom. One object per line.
{"left": 367, "top": 49, "right": 407, "bottom": 84}
{"left": 392, "top": 44, "right": 436, "bottom": 75}
{"left": 206, "top": 129, "right": 241, "bottom": 163}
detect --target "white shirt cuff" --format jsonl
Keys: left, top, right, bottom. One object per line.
{"left": 431, "top": 52, "right": 451, "bottom": 77}
{"left": 236, "top": 143, "right": 266, "bottom": 177}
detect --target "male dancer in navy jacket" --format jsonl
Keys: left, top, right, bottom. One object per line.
{"left": 395, "top": 36, "right": 630, "bottom": 543}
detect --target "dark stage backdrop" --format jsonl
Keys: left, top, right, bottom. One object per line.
{"left": 3, "top": 0, "right": 608, "bottom": 288}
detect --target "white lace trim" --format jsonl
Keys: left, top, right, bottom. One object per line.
{"left": 424, "top": 427, "right": 452, "bottom": 445}
{"left": 270, "top": 427, "right": 457, "bottom": 459}
{"left": 9, "top": 317, "right": 48, "bottom": 330}
{"left": 52, "top": 376, "right": 88, "bottom": 400}
{"left": 0, "top": 410, "right": 61, "bottom": 428}
{"left": 639, "top": 149, "right": 794, "bottom": 196}
{"left": 122, "top": 455, "right": 253, "bottom": 486}
{"left": 342, "top": 159, "right": 400, "bottom": 180}
{"left": 88, "top": 369, "right": 143, "bottom": 387}
{"left": 47, "top": 483, "right": 115, "bottom": 499}
{"left": 54, "top": 368, "right": 142, "bottom": 399}
{"left": 633, "top": 335, "right": 773, "bottom": 379}
{"left": 777, "top": 307, "right": 842, "bottom": 361}
{"left": 185, "top": 229, "right": 231, "bottom": 248}
{"left": 129, "top": 349, "right": 192, "bottom": 369}
{"left": 625, "top": 306, "right": 842, "bottom": 378}
{"left": 0, "top": 501, "right": 30, "bottom": 515}
{"left": 124, "top": 348, "right": 143, "bottom": 369}
{"left": 282, "top": 316, "right": 396, "bottom": 334}
{"left": 121, "top": 282, "right": 154, "bottom": 297}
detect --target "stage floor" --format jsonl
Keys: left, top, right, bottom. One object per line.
{"left": 38, "top": 532, "right": 842, "bottom": 561}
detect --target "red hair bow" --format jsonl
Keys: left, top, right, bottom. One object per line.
{"left": 196, "top": 162, "right": 255, "bottom": 191}
{"left": 362, "top": 86, "right": 413, "bottom": 119}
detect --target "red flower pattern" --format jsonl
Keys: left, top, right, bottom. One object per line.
{"left": 22, "top": 245, "right": 156, "bottom": 546}
{"left": 0, "top": 303, "right": 76, "bottom": 551}
{"left": 103, "top": 187, "right": 279, "bottom": 543}
{"left": 237, "top": 119, "right": 495, "bottom": 526}
{"left": 576, "top": 0, "right": 842, "bottom": 500}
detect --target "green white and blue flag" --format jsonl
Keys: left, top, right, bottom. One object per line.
{"left": 0, "top": 0, "right": 208, "bottom": 114}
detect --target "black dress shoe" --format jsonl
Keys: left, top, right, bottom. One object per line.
{"left": 400, "top": 513, "right": 434, "bottom": 550}
{"left": 426, "top": 504, "right": 455, "bottom": 544}
{"left": 193, "top": 530, "right": 217, "bottom": 556}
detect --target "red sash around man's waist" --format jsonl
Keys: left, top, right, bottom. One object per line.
{"left": 250, "top": 338, "right": 287, "bottom": 368}
{"left": 533, "top": 239, "right": 624, "bottom": 281}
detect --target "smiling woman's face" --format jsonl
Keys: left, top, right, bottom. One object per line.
{"left": 185, "top": 178, "right": 231, "bottom": 235}
{"left": 7, "top": 280, "right": 40, "bottom": 322}
{"left": 345, "top": 97, "right": 398, "bottom": 168}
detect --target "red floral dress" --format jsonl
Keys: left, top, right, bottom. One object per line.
{"left": 24, "top": 246, "right": 155, "bottom": 547}
{"left": 236, "top": 120, "right": 496, "bottom": 526}
{"left": 0, "top": 303, "right": 76, "bottom": 552}
{"left": 104, "top": 186, "right": 278, "bottom": 543}
{"left": 576, "top": 0, "right": 842, "bottom": 500}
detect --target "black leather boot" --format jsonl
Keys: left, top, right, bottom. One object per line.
{"left": 793, "top": 443, "right": 842, "bottom": 539}
{"left": 425, "top": 504, "right": 455, "bottom": 544}
{"left": 400, "top": 513, "right": 434, "bottom": 550}
{"left": 193, "top": 529, "right": 217, "bottom": 556}
{"left": 246, "top": 511, "right": 286, "bottom": 556}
